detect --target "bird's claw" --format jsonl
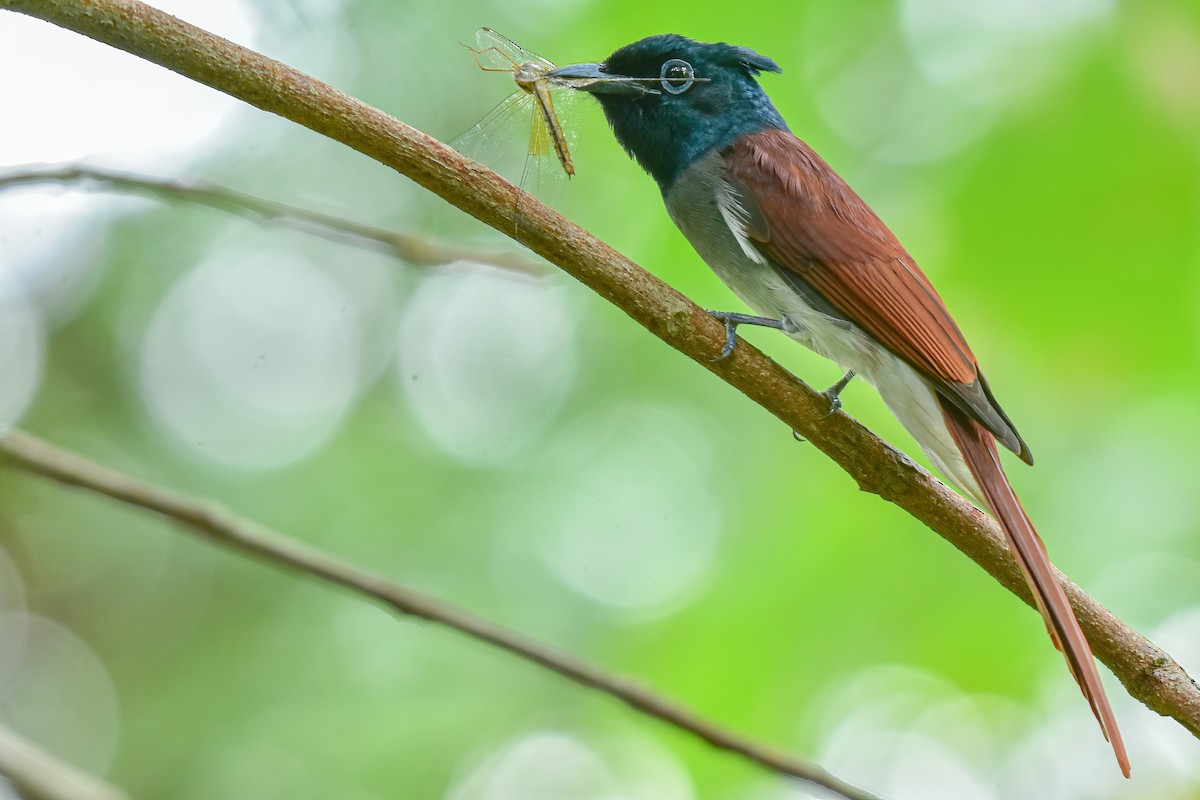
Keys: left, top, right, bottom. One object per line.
{"left": 821, "top": 391, "right": 843, "bottom": 419}
{"left": 705, "top": 310, "right": 785, "bottom": 362}
{"left": 707, "top": 311, "right": 738, "bottom": 362}
{"left": 820, "top": 370, "right": 855, "bottom": 419}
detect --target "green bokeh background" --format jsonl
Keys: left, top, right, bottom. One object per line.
{"left": 2, "top": 1, "right": 1200, "bottom": 798}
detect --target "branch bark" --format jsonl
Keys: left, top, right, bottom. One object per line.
{"left": 0, "top": 164, "right": 546, "bottom": 275}
{"left": 0, "top": 427, "right": 881, "bottom": 800}
{"left": 3, "top": 0, "right": 1198, "bottom": 751}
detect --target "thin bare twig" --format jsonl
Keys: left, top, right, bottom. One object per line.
{"left": 0, "top": 427, "right": 881, "bottom": 800}
{"left": 0, "top": 721, "right": 130, "bottom": 800}
{"left": 3, "top": 0, "right": 1197, "bottom": 761}
{"left": 0, "top": 164, "right": 546, "bottom": 275}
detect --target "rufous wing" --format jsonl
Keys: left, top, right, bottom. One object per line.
{"left": 722, "top": 128, "right": 1031, "bottom": 463}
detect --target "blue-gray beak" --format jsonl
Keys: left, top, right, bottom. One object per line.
{"left": 545, "top": 62, "right": 657, "bottom": 95}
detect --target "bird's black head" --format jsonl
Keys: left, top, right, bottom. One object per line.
{"left": 548, "top": 34, "right": 787, "bottom": 192}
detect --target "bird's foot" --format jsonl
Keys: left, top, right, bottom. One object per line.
{"left": 820, "top": 370, "right": 856, "bottom": 418}
{"left": 706, "top": 311, "right": 785, "bottom": 362}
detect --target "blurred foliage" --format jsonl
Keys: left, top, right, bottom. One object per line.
{"left": 2, "top": 0, "right": 1200, "bottom": 798}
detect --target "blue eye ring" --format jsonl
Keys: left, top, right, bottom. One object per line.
{"left": 660, "top": 59, "right": 695, "bottom": 94}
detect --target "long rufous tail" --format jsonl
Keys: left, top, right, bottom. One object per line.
{"left": 940, "top": 400, "right": 1130, "bottom": 777}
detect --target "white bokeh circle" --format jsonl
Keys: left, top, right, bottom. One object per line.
{"left": 0, "top": 613, "right": 120, "bottom": 777}
{"left": 397, "top": 265, "right": 577, "bottom": 465}
{"left": 139, "top": 251, "right": 361, "bottom": 469}
{"left": 446, "top": 729, "right": 693, "bottom": 800}
{"left": 0, "top": 268, "right": 45, "bottom": 426}
{"left": 0, "top": 0, "right": 254, "bottom": 171}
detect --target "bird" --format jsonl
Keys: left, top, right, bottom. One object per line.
{"left": 547, "top": 34, "right": 1129, "bottom": 776}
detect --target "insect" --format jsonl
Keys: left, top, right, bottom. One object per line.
{"left": 453, "top": 28, "right": 583, "bottom": 201}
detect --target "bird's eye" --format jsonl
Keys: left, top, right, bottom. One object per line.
{"left": 660, "top": 59, "right": 695, "bottom": 95}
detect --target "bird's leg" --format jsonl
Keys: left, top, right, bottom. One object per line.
{"left": 705, "top": 311, "right": 784, "bottom": 362}
{"left": 793, "top": 371, "right": 855, "bottom": 441}
{"left": 821, "top": 370, "right": 855, "bottom": 417}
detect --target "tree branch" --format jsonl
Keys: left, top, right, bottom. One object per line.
{"left": 0, "top": 164, "right": 546, "bottom": 275}
{"left": 0, "top": 721, "right": 130, "bottom": 800}
{"left": 0, "top": 427, "right": 882, "bottom": 800}
{"left": 3, "top": 0, "right": 1197, "bottom": 748}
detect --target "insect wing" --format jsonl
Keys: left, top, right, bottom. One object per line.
{"left": 474, "top": 27, "right": 555, "bottom": 73}
{"left": 451, "top": 90, "right": 535, "bottom": 170}
{"left": 527, "top": 97, "right": 554, "bottom": 159}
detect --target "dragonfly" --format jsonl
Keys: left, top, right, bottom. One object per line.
{"left": 453, "top": 28, "right": 586, "bottom": 202}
